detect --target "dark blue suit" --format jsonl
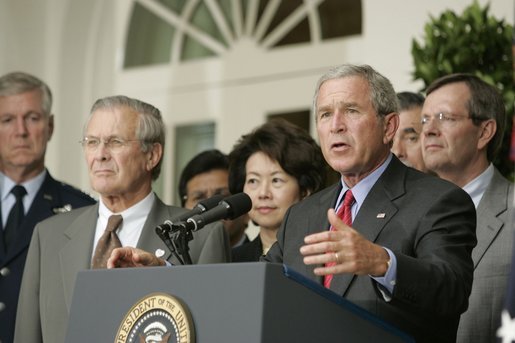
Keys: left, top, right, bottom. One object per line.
{"left": 0, "top": 172, "right": 95, "bottom": 343}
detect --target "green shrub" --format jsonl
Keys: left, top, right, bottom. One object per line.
{"left": 412, "top": 1, "right": 514, "bottom": 179}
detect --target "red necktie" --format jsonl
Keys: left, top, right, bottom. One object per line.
{"left": 324, "top": 190, "right": 355, "bottom": 288}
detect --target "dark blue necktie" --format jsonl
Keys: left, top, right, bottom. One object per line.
{"left": 3, "top": 185, "right": 27, "bottom": 250}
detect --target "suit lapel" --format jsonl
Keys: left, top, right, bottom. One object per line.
{"left": 471, "top": 170, "right": 510, "bottom": 268}
{"left": 136, "top": 197, "right": 174, "bottom": 263}
{"left": 303, "top": 185, "right": 339, "bottom": 282}
{"left": 330, "top": 157, "right": 404, "bottom": 295}
{"left": 59, "top": 205, "right": 99, "bottom": 310}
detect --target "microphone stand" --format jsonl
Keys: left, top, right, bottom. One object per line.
{"left": 155, "top": 222, "right": 193, "bottom": 265}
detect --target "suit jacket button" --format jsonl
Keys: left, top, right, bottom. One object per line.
{"left": 0, "top": 267, "right": 9, "bottom": 277}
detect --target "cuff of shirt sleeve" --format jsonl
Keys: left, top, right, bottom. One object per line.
{"left": 370, "top": 248, "right": 397, "bottom": 301}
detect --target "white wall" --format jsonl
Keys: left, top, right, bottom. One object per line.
{"left": 0, "top": 0, "right": 512, "bottom": 201}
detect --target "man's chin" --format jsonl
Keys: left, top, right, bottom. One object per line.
{"left": 8, "top": 156, "right": 43, "bottom": 169}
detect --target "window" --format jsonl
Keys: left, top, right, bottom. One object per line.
{"left": 124, "top": 0, "right": 362, "bottom": 67}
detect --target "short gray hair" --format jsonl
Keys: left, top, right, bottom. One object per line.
{"left": 0, "top": 71, "right": 52, "bottom": 115}
{"left": 85, "top": 95, "right": 166, "bottom": 180}
{"left": 312, "top": 64, "right": 398, "bottom": 119}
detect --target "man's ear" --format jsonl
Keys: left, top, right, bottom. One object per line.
{"left": 383, "top": 112, "right": 399, "bottom": 145}
{"left": 477, "top": 119, "right": 496, "bottom": 151}
{"left": 146, "top": 143, "right": 163, "bottom": 171}
{"left": 47, "top": 114, "right": 54, "bottom": 141}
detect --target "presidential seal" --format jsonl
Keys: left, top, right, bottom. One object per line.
{"left": 115, "top": 293, "right": 195, "bottom": 343}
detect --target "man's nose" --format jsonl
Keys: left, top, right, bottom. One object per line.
{"left": 391, "top": 138, "right": 405, "bottom": 158}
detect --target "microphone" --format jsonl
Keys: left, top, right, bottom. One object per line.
{"left": 156, "top": 194, "right": 224, "bottom": 232}
{"left": 183, "top": 192, "right": 252, "bottom": 231}
{"left": 175, "top": 194, "right": 224, "bottom": 222}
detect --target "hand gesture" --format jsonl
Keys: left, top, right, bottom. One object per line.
{"left": 300, "top": 209, "right": 389, "bottom": 277}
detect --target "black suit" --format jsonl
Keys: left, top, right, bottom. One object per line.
{"left": 232, "top": 236, "right": 263, "bottom": 262}
{"left": 266, "top": 156, "right": 476, "bottom": 343}
{"left": 0, "top": 172, "right": 95, "bottom": 343}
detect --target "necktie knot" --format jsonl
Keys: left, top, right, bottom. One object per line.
{"left": 91, "top": 215, "right": 123, "bottom": 269}
{"left": 343, "top": 189, "right": 355, "bottom": 208}
{"left": 336, "top": 190, "right": 355, "bottom": 218}
{"left": 11, "top": 185, "right": 27, "bottom": 200}
{"left": 106, "top": 214, "right": 123, "bottom": 233}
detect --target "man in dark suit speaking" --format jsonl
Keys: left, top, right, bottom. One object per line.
{"left": 14, "top": 95, "right": 229, "bottom": 343}
{"left": 265, "top": 64, "right": 476, "bottom": 343}
{"left": 0, "top": 72, "right": 95, "bottom": 343}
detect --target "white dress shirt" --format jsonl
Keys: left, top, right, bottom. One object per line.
{"left": 91, "top": 192, "right": 156, "bottom": 257}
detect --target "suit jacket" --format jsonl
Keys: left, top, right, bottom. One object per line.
{"left": 266, "top": 156, "right": 477, "bottom": 343}
{"left": 14, "top": 195, "right": 230, "bottom": 343}
{"left": 232, "top": 235, "right": 263, "bottom": 262}
{"left": 457, "top": 168, "right": 514, "bottom": 342}
{"left": 0, "top": 172, "right": 95, "bottom": 343}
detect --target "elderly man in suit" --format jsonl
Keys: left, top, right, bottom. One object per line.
{"left": 264, "top": 64, "right": 477, "bottom": 343}
{"left": 0, "top": 72, "right": 95, "bottom": 343}
{"left": 14, "top": 95, "right": 229, "bottom": 343}
{"left": 420, "top": 73, "right": 514, "bottom": 343}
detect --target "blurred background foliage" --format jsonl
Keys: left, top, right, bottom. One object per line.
{"left": 412, "top": 1, "right": 514, "bottom": 179}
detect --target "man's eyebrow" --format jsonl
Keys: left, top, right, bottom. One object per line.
{"left": 317, "top": 102, "right": 359, "bottom": 112}
{"left": 317, "top": 104, "right": 332, "bottom": 113}
{"left": 403, "top": 127, "right": 418, "bottom": 134}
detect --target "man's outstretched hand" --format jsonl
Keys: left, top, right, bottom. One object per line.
{"left": 107, "top": 247, "right": 166, "bottom": 268}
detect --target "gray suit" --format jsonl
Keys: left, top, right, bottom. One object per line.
{"left": 457, "top": 168, "right": 514, "bottom": 342}
{"left": 266, "top": 156, "right": 477, "bottom": 343}
{"left": 14, "top": 195, "right": 229, "bottom": 343}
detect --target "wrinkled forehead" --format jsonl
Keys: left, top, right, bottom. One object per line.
{"left": 422, "top": 83, "right": 471, "bottom": 115}
{"left": 86, "top": 106, "right": 139, "bottom": 137}
{"left": 316, "top": 77, "right": 374, "bottom": 115}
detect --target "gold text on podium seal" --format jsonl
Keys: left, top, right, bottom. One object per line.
{"left": 115, "top": 292, "right": 194, "bottom": 343}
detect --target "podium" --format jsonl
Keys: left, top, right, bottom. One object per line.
{"left": 65, "top": 262, "right": 414, "bottom": 342}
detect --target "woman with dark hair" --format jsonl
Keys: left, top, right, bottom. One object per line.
{"left": 229, "top": 119, "right": 326, "bottom": 262}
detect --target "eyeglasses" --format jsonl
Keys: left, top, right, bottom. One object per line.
{"left": 79, "top": 136, "right": 140, "bottom": 152}
{"left": 421, "top": 112, "right": 471, "bottom": 127}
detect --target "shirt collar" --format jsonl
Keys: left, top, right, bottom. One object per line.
{"left": 98, "top": 192, "right": 156, "bottom": 222}
{"left": 462, "top": 163, "right": 494, "bottom": 209}
{"left": 0, "top": 169, "right": 47, "bottom": 202}
{"left": 336, "top": 153, "right": 393, "bottom": 210}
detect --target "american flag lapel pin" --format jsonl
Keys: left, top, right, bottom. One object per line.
{"left": 376, "top": 213, "right": 386, "bottom": 219}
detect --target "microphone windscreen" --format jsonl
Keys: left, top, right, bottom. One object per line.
{"left": 197, "top": 194, "right": 224, "bottom": 211}
{"left": 223, "top": 193, "right": 252, "bottom": 219}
